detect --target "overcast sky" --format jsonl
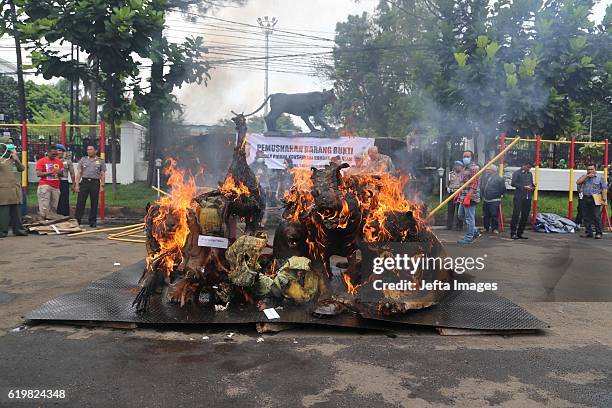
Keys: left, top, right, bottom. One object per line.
{"left": 175, "top": 0, "right": 379, "bottom": 126}
{"left": 0, "top": 0, "right": 609, "bottom": 128}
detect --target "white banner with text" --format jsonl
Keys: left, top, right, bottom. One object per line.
{"left": 245, "top": 133, "right": 375, "bottom": 170}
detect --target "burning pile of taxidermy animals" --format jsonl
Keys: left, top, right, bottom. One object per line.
{"left": 133, "top": 114, "right": 453, "bottom": 316}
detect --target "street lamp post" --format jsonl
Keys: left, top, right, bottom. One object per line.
{"left": 257, "top": 16, "right": 278, "bottom": 117}
{"left": 155, "top": 158, "right": 163, "bottom": 198}
{"left": 437, "top": 167, "right": 445, "bottom": 204}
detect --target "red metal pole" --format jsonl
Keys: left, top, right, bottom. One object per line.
{"left": 603, "top": 139, "right": 610, "bottom": 229}
{"left": 21, "top": 121, "right": 28, "bottom": 214}
{"left": 61, "top": 121, "right": 66, "bottom": 146}
{"left": 605, "top": 139, "right": 609, "bottom": 173}
{"left": 569, "top": 137, "right": 575, "bottom": 220}
{"left": 498, "top": 133, "right": 506, "bottom": 232}
{"left": 99, "top": 122, "right": 105, "bottom": 224}
{"left": 532, "top": 134, "right": 541, "bottom": 225}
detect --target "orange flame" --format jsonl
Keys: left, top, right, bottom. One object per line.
{"left": 283, "top": 167, "right": 314, "bottom": 224}
{"left": 147, "top": 159, "right": 197, "bottom": 277}
{"left": 220, "top": 174, "right": 251, "bottom": 198}
{"left": 281, "top": 165, "right": 426, "bottom": 291}
{"left": 343, "top": 273, "right": 364, "bottom": 296}
{"left": 350, "top": 173, "right": 424, "bottom": 242}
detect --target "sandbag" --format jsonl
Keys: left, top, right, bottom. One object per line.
{"left": 196, "top": 196, "right": 224, "bottom": 235}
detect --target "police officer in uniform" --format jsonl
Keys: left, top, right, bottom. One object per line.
{"left": 74, "top": 145, "right": 106, "bottom": 227}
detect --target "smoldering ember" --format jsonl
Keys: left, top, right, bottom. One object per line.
{"left": 0, "top": 0, "right": 611, "bottom": 407}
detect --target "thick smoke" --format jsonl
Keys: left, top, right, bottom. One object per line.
{"left": 175, "top": 0, "right": 377, "bottom": 125}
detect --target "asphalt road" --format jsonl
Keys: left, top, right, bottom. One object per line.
{"left": 0, "top": 229, "right": 611, "bottom": 407}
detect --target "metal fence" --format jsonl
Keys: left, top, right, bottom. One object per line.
{"left": 500, "top": 134, "right": 609, "bottom": 225}
{"left": 503, "top": 138, "right": 606, "bottom": 169}
{"left": 0, "top": 122, "right": 112, "bottom": 163}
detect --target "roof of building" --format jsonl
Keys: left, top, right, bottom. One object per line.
{"left": 0, "top": 57, "right": 17, "bottom": 74}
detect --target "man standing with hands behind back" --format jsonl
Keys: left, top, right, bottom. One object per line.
{"left": 74, "top": 145, "right": 106, "bottom": 228}
{"left": 510, "top": 160, "right": 535, "bottom": 240}
{"left": 576, "top": 163, "right": 607, "bottom": 239}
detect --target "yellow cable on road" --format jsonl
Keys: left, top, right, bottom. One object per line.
{"left": 67, "top": 223, "right": 145, "bottom": 237}
{"left": 108, "top": 226, "right": 144, "bottom": 238}
{"left": 108, "top": 236, "right": 147, "bottom": 243}
{"left": 108, "top": 226, "right": 147, "bottom": 243}
{"left": 427, "top": 137, "right": 522, "bottom": 220}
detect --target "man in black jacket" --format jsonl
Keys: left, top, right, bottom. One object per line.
{"left": 480, "top": 164, "right": 506, "bottom": 234}
{"left": 510, "top": 161, "right": 535, "bottom": 239}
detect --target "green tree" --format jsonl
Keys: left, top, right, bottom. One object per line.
{"left": 135, "top": 31, "right": 209, "bottom": 186}
{"left": 498, "top": 0, "right": 605, "bottom": 138}
{"left": 0, "top": 76, "right": 20, "bottom": 123}
{"left": 575, "top": 4, "right": 612, "bottom": 139}
{"left": 330, "top": 0, "right": 611, "bottom": 163}
{"left": 418, "top": 0, "right": 608, "bottom": 150}
{"left": 25, "top": 80, "right": 88, "bottom": 123}
{"left": 0, "top": 77, "right": 90, "bottom": 124}
{"left": 139, "top": 1, "right": 247, "bottom": 186}
{"left": 0, "top": 0, "right": 28, "bottom": 122}
{"left": 329, "top": 2, "right": 433, "bottom": 139}
{"left": 21, "top": 0, "right": 165, "bottom": 190}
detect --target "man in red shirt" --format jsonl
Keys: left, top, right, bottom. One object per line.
{"left": 35, "top": 145, "right": 64, "bottom": 219}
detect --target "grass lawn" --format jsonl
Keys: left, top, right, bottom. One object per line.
{"left": 24, "top": 180, "right": 575, "bottom": 217}
{"left": 25, "top": 182, "right": 158, "bottom": 209}
{"left": 425, "top": 191, "right": 573, "bottom": 222}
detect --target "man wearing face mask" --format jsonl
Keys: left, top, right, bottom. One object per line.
{"left": 576, "top": 163, "right": 607, "bottom": 239}
{"left": 457, "top": 150, "right": 480, "bottom": 244}
{"left": 510, "top": 160, "right": 535, "bottom": 239}
{"left": 0, "top": 137, "right": 27, "bottom": 237}
{"left": 446, "top": 160, "right": 464, "bottom": 230}
{"left": 35, "top": 145, "right": 64, "bottom": 219}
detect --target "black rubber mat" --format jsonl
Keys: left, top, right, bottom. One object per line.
{"left": 25, "top": 261, "right": 547, "bottom": 330}
{"left": 24, "top": 261, "right": 372, "bottom": 329}
{"left": 357, "top": 290, "right": 548, "bottom": 330}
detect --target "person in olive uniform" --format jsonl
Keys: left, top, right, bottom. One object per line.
{"left": 0, "top": 136, "right": 27, "bottom": 237}
{"left": 74, "top": 145, "right": 106, "bottom": 227}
